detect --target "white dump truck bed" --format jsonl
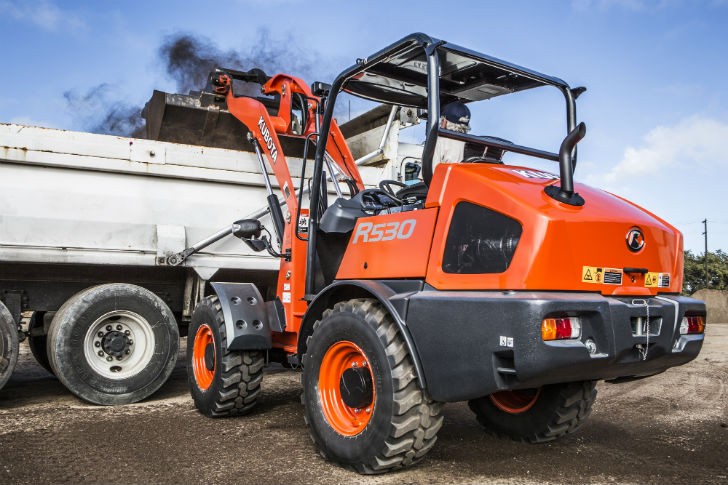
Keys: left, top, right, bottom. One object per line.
{"left": 0, "top": 123, "right": 384, "bottom": 277}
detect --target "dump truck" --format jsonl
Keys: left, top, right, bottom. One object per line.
{"left": 182, "top": 33, "right": 707, "bottom": 474}
{"left": 0, "top": 79, "right": 408, "bottom": 403}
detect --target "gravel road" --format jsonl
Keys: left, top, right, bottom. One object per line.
{"left": 1, "top": 325, "right": 726, "bottom": 484}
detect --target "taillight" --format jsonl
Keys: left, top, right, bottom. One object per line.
{"left": 542, "top": 317, "right": 581, "bottom": 341}
{"left": 679, "top": 316, "right": 705, "bottom": 335}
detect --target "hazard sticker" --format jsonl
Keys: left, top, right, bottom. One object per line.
{"left": 645, "top": 272, "right": 671, "bottom": 288}
{"left": 582, "top": 266, "right": 623, "bottom": 285}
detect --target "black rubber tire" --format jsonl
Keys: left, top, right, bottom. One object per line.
{"left": 468, "top": 381, "right": 597, "bottom": 443}
{"left": 187, "top": 295, "right": 264, "bottom": 417}
{"left": 47, "top": 283, "right": 179, "bottom": 405}
{"left": 0, "top": 302, "right": 19, "bottom": 391}
{"left": 28, "top": 312, "right": 53, "bottom": 375}
{"left": 29, "top": 334, "right": 52, "bottom": 374}
{"left": 302, "top": 298, "right": 443, "bottom": 474}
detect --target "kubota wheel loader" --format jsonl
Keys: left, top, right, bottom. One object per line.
{"left": 185, "top": 33, "right": 706, "bottom": 473}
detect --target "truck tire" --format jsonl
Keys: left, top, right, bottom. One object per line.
{"left": 302, "top": 298, "right": 443, "bottom": 474}
{"left": 187, "top": 295, "right": 264, "bottom": 417}
{"left": 29, "top": 334, "right": 52, "bottom": 374}
{"left": 0, "top": 302, "right": 19, "bottom": 391}
{"left": 47, "top": 283, "right": 179, "bottom": 405}
{"left": 28, "top": 312, "right": 53, "bottom": 375}
{"left": 468, "top": 381, "right": 597, "bottom": 443}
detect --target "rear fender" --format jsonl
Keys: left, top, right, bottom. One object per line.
{"left": 298, "top": 280, "right": 428, "bottom": 389}
{"left": 209, "top": 282, "right": 271, "bottom": 350}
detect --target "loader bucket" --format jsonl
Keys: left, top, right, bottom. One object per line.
{"left": 142, "top": 90, "right": 309, "bottom": 157}
{"left": 143, "top": 90, "right": 252, "bottom": 151}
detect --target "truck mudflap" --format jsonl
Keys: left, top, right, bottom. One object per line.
{"left": 404, "top": 290, "right": 706, "bottom": 402}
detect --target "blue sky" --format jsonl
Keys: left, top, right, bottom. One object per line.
{"left": 1, "top": 0, "right": 727, "bottom": 253}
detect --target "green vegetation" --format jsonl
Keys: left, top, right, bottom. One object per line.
{"left": 683, "top": 250, "right": 728, "bottom": 294}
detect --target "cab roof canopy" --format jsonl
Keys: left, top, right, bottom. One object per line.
{"left": 342, "top": 33, "right": 570, "bottom": 108}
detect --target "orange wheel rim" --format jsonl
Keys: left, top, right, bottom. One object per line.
{"left": 318, "top": 340, "right": 375, "bottom": 436}
{"left": 489, "top": 388, "right": 542, "bottom": 414}
{"left": 192, "top": 324, "right": 215, "bottom": 391}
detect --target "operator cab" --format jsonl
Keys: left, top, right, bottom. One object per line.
{"left": 308, "top": 33, "right": 588, "bottom": 293}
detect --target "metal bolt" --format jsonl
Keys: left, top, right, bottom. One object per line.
{"left": 354, "top": 408, "right": 361, "bottom": 413}
{"left": 106, "top": 325, "right": 112, "bottom": 331}
{"left": 106, "top": 356, "right": 113, "bottom": 362}
{"left": 361, "top": 361, "right": 367, "bottom": 367}
{"left": 124, "top": 330, "right": 130, "bottom": 335}
{"left": 116, "top": 325, "right": 122, "bottom": 331}
{"left": 98, "top": 332, "right": 104, "bottom": 338}
{"left": 95, "top": 341, "right": 100, "bottom": 348}
{"left": 351, "top": 362, "right": 358, "bottom": 368}
{"left": 365, "top": 407, "right": 371, "bottom": 414}
{"left": 117, "top": 356, "right": 123, "bottom": 360}
{"left": 128, "top": 340, "right": 133, "bottom": 346}
{"left": 125, "top": 350, "right": 131, "bottom": 355}
{"left": 98, "top": 350, "right": 104, "bottom": 357}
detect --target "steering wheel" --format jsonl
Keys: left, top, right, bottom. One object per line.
{"left": 378, "top": 180, "right": 407, "bottom": 198}
{"left": 462, "top": 156, "right": 504, "bottom": 164}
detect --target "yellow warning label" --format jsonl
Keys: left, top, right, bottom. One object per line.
{"left": 645, "top": 272, "right": 659, "bottom": 287}
{"left": 582, "top": 266, "right": 603, "bottom": 284}
{"left": 645, "top": 272, "right": 671, "bottom": 288}
{"left": 582, "top": 266, "right": 623, "bottom": 285}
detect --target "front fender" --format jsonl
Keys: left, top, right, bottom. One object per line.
{"left": 210, "top": 282, "right": 271, "bottom": 350}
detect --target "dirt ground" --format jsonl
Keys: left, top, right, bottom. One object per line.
{"left": 1, "top": 325, "right": 726, "bottom": 485}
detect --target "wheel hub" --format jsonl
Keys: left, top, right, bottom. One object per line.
{"left": 339, "top": 367, "right": 373, "bottom": 409}
{"left": 204, "top": 343, "right": 215, "bottom": 371}
{"left": 101, "top": 330, "right": 131, "bottom": 358}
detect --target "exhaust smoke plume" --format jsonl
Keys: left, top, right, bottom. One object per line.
{"left": 67, "top": 29, "right": 325, "bottom": 137}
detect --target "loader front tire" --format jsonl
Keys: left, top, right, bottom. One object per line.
{"left": 468, "top": 380, "right": 597, "bottom": 443}
{"left": 48, "top": 284, "right": 179, "bottom": 405}
{"left": 187, "top": 295, "right": 264, "bottom": 417}
{"left": 0, "top": 302, "right": 19, "bottom": 391}
{"left": 302, "top": 298, "right": 443, "bottom": 474}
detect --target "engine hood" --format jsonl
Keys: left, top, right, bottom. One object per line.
{"left": 425, "top": 163, "right": 683, "bottom": 295}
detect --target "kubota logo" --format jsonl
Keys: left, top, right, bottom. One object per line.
{"left": 353, "top": 219, "right": 416, "bottom": 243}
{"left": 258, "top": 116, "right": 279, "bottom": 163}
{"left": 626, "top": 228, "right": 645, "bottom": 252}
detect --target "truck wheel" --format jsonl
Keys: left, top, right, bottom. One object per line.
{"left": 468, "top": 381, "right": 597, "bottom": 443}
{"left": 302, "top": 298, "right": 443, "bottom": 474}
{"left": 187, "top": 295, "right": 264, "bottom": 417}
{"left": 47, "top": 283, "right": 179, "bottom": 405}
{"left": 0, "top": 302, "right": 19, "bottom": 391}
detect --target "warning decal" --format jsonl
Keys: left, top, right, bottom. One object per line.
{"left": 582, "top": 266, "right": 623, "bottom": 285}
{"left": 645, "top": 272, "right": 671, "bottom": 288}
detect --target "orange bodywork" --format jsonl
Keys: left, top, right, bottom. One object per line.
{"left": 426, "top": 163, "right": 683, "bottom": 294}
{"left": 336, "top": 209, "right": 438, "bottom": 279}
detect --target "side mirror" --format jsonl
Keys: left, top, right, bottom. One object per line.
{"left": 232, "top": 219, "right": 262, "bottom": 240}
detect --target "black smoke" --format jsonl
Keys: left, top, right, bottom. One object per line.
{"left": 66, "top": 29, "right": 325, "bottom": 137}
{"left": 63, "top": 84, "right": 145, "bottom": 137}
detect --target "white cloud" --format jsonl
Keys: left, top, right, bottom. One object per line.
{"left": 597, "top": 116, "right": 728, "bottom": 186}
{"left": 0, "top": 0, "right": 85, "bottom": 32}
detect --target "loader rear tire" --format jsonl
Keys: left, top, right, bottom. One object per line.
{"left": 302, "top": 298, "right": 443, "bottom": 474}
{"left": 48, "top": 284, "right": 179, "bottom": 405}
{"left": 187, "top": 295, "right": 264, "bottom": 417}
{"left": 468, "top": 380, "right": 597, "bottom": 443}
{"left": 0, "top": 302, "right": 19, "bottom": 391}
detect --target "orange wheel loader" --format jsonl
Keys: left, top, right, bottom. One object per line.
{"left": 185, "top": 33, "right": 706, "bottom": 473}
